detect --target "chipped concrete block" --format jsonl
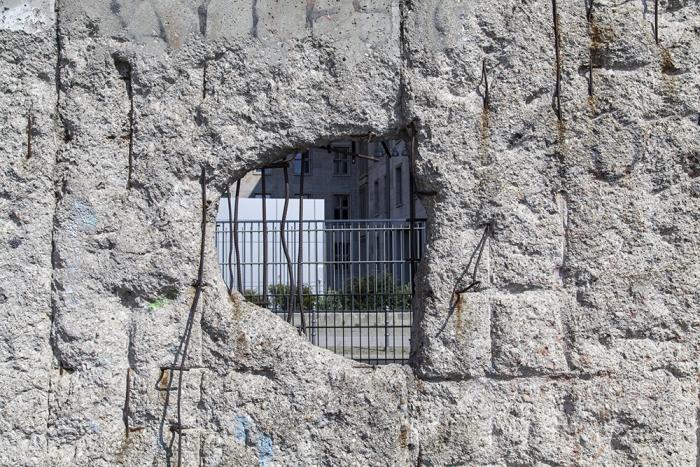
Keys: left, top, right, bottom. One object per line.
{"left": 570, "top": 372, "right": 697, "bottom": 465}
{"left": 491, "top": 291, "right": 570, "bottom": 376}
{"left": 205, "top": 0, "right": 253, "bottom": 41}
{"left": 256, "top": 0, "right": 307, "bottom": 42}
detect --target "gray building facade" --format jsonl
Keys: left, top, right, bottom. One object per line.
{"left": 236, "top": 140, "right": 426, "bottom": 221}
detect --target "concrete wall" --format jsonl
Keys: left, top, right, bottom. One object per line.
{"left": 0, "top": 0, "right": 698, "bottom": 465}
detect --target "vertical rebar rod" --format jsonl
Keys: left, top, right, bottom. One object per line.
{"left": 261, "top": 168, "right": 269, "bottom": 306}
{"left": 233, "top": 180, "right": 243, "bottom": 292}
{"left": 654, "top": 0, "right": 659, "bottom": 44}
{"left": 481, "top": 59, "right": 490, "bottom": 110}
{"left": 280, "top": 165, "right": 296, "bottom": 322}
{"left": 225, "top": 186, "right": 235, "bottom": 295}
{"left": 296, "top": 155, "right": 307, "bottom": 334}
{"left": 175, "top": 166, "right": 207, "bottom": 467}
{"left": 586, "top": 0, "right": 593, "bottom": 22}
{"left": 552, "top": 0, "right": 562, "bottom": 121}
{"left": 588, "top": 52, "right": 594, "bottom": 97}
{"left": 408, "top": 129, "right": 418, "bottom": 295}
{"left": 26, "top": 106, "right": 33, "bottom": 159}
{"left": 586, "top": 0, "right": 594, "bottom": 97}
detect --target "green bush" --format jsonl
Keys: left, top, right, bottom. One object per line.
{"left": 245, "top": 276, "right": 412, "bottom": 312}
{"left": 317, "top": 275, "right": 412, "bottom": 311}
{"left": 268, "top": 283, "right": 314, "bottom": 312}
{"left": 243, "top": 289, "right": 263, "bottom": 305}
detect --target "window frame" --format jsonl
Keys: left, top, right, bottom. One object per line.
{"left": 292, "top": 151, "right": 311, "bottom": 176}
{"left": 333, "top": 194, "right": 350, "bottom": 220}
{"left": 332, "top": 153, "right": 350, "bottom": 176}
{"left": 394, "top": 165, "right": 403, "bottom": 207}
{"left": 373, "top": 179, "right": 380, "bottom": 217}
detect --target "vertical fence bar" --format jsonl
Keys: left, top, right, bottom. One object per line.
{"left": 408, "top": 129, "right": 418, "bottom": 296}
{"left": 219, "top": 217, "right": 426, "bottom": 363}
{"left": 261, "top": 168, "right": 269, "bottom": 306}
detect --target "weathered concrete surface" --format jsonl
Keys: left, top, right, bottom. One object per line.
{"left": 0, "top": 0, "right": 698, "bottom": 465}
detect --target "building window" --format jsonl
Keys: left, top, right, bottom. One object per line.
{"left": 395, "top": 165, "right": 403, "bottom": 206}
{"left": 373, "top": 180, "right": 380, "bottom": 216}
{"left": 333, "top": 194, "right": 349, "bottom": 220}
{"left": 333, "top": 241, "right": 350, "bottom": 275}
{"left": 384, "top": 174, "right": 389, "bottom": 216}
{"left": 293, "top": 152, "right": 310, "bottom": 175}
{"left": 333, "top": 149, "right": 350, "bottom": 176}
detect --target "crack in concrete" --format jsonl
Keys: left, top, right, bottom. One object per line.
{"left": 112, "top": 55, "right": 134, "bottom": 189}
{"left": 251, "top": 0, "right": 258, "bottom": 38}
{"left": 47, "top": 1, "right": 64, "bottom": 460}
{"left": 202, "top": 60, "right": 208, "bottom": 100}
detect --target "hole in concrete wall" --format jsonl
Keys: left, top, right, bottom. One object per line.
{"left": 214, "top": 138, "right": 427, "bottom": 364}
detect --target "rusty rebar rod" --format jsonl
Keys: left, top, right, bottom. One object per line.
{"left": 552, "top": 0, "right": 562, "bottom": 121}
{"left": 261, "top": 168, "right": 269, "bottom": 306}
{"left": 279, "top": 164, "right": 296, "bottom": 323}
{"left": 123, "top": 368, "right": 131, "bottom": 438}
{"left": 435, "top": 222, "right": 492, "bottom": 338}
{"left": 323, "top": 145, "right": 380, "bottom": 162}
{"left": 233, "top": 180, "right": 243, "bottom": 292}
{"left": 585, "top": 0, "right": 594, "bottom": 22}
{"left": 175, "top": 166, "right": 208, "bottom": 467}
{"left": 296, "top": 156, "right": 307, "bottom": 333}
{"left": 479, "top": 59, "right": 490, "bottom": 110}
{"left": 225, "top": 186, "right": 234, "bottom": 295}
{"left": 586, "top": 0, "right": 594, "bottom": 97}
{"left": 26, "top": 106, "right": 32, "bottom": 159}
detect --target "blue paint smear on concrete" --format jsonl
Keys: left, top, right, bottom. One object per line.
{"left": 234, "top": 415, "right": 252, "bottom": 444}
{"left": 72, "top": 199, "right": 97, "bottom": 231}
{"left": 257, "top": 433, "right": 273, "bottom": 467}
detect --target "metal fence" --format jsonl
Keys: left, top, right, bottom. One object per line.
{"left": 215, "top": 219, "right": 425, "bottom": 364}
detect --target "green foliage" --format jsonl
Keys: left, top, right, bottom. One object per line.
{"left": 243, "top": 275, "right": 412, "bottom": 312}
{"left": 318, "top": 274, "right": 411, "bottom": 311}
{"left": 148, "top": 297, "right": 169, "bottom": 311}
{"left": 147, "top": 287, "right": 179, "bottom": 311}
{"left": 243, "top": 289, "right": 263, "bottom": 305}
{"left": 269, "top": 283, "right": 314, "bottom": 312}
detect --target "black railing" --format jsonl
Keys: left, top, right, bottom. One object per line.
{"left": 215, "top": 219, "right": 425, "bottom": 364}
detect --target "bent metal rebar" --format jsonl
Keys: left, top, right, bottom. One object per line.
{"left": 435, "top": 222, "right": 493, "bottom": 338}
